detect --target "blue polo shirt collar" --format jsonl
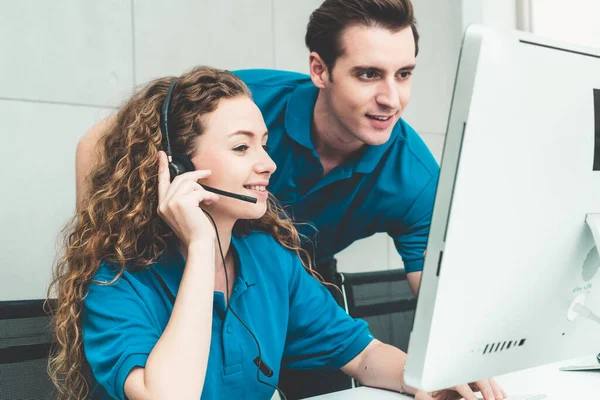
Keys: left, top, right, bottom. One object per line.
{"left": 354, "top": 124, "right": 399, "bottom": 173}
{"left": 151, "top": 235, "right": 257, "bottom": 300}
{"left": 285, "top": 81, "right": 318, "bottom": 150}
{"left": 284, "top": 80, "right": 399, "bottom": 175}
{"left": 231, "top": 234, "right": 257, "bottom": 286}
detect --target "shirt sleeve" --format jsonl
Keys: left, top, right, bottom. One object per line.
{"left": 389, "top": 173, "right": 438, "bottom": 273}
{"left": 82, "top": 266, "right": 162, "bottom": 400}
{"left": 282, "top": 252, "right": 374, "bottom": 370}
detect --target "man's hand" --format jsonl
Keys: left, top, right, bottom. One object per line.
{"left": 415, "top": 378, "right": 507, "bottom": 400}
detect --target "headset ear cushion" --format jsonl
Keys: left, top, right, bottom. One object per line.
{"left": 172, "top": 152, "right": 195, "bottom": 172}
{"left": 169, "top": 153, "right": 195, "bottom": 181}
{"left": 168, "top": 163, "right": 179, "bottom": 182}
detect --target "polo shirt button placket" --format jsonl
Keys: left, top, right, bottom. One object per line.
{"left": 222, "top": 317, "right": 243, "bottom": 378}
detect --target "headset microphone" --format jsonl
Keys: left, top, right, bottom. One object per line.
{"left": 160, "top": 78, "right": 258, "bottom": 204}
{"left": 202, "top": 185, "right": 258, "bottom": 204}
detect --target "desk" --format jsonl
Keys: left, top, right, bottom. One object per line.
{"left": 305, "top": 355, "right": 600, "bottom": 399}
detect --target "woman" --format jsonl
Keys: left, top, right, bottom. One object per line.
{"left": 48, "top": 66, "right": 505, "bottom": 400}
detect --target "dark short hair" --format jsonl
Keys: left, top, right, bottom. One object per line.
{"left": 305, "top": 0, "right": 419, "bottom": 72}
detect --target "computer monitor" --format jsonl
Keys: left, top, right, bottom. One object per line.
{"left": 405, "top": 24, "right": 600, "bottom": 391}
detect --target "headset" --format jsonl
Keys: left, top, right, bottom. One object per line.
{"left": 160, "top": 78, "right": 257, "bottom": 204}
{"left": 158, "top": 78, "right": 285, "bottom": 399}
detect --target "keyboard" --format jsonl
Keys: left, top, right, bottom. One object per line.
{"left": 559, "top": 363, "right": 600, "bottom": 371}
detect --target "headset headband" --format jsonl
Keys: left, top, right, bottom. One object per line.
{"left": 160, "top": 78, "right": 179, "bottom": 159}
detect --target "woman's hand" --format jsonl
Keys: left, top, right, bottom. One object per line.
{"left": 415, "top": 378, "right": 507, "bottom": 400}
{"left": 156, "top": 151, "right": 220, "bottom": 247}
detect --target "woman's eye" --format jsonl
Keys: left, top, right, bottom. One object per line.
{"left": 262, "top": 145, "right": 270, "bottom": 152}
{"left": 233, "top": 145, "right": 249, "bottom": 153}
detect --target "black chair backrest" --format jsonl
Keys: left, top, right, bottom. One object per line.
{"left": 0, "top": 299, "right": 57, "bottom": 399}
{"left": 337, "top": 269, "right": 417, "bottom": 352}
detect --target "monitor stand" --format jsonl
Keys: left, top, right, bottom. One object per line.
{"left": 561, "top": 215, "right": 600, "bottom": 371}
{"left": 586, "top": 214, "right": 600, "bottom": 259}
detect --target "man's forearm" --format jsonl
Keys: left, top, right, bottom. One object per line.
{"left": 407, "top": 271, "right": 422, "bottom": 297}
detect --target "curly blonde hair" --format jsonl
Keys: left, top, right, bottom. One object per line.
{"left": 46, "top": 66, "right": 321, "bottom": 399}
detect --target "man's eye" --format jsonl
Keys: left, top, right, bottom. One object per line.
{"left": 233, "top": 145, "right": 249, "bottom": 152}
{"left": 399, "top": 71, "right": 412, "bottom": 80}
{"left": 360, "top": 70, "right": 378, "bottom": 79}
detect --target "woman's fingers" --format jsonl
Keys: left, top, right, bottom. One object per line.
{"left": 160, "top": 170, "right": 212, "bottom": 207}
{"left": 415, "top": 389, "right": 462, "bottom": 400}
{"left": 166, "top": 169, "right": 212, "bottom": 197}
{"left": 453, "top": 384, "right": 478, "bottom": 400}
{"left": 162, "top": 179, "right": 201, "bottom": 208}
{"left": 159, "top": 180, "right": 218, "bottom": 216}
{"left": 158, "top": 180, "right": 212, "bottom": 215}
{"left": 414, "top": 389, "right": 434, "bottom": 400}
{"left": 414, "top": 379, "right": 505, "bottom": 400}
{"left": 184, "top": 188, "right": 220, "bottom": 206}
{"left": 473, "top": 379, "right": 495, "bottom": 400}
{"left": 157, "top": 151, "right": 170, "bottom": 203}
{"left": 488, "top": 378, "right": 507, "bottom": 399}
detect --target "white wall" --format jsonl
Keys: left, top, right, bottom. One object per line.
{"left": 463, "top": 0, "right": 517, "bottom": 31}
{"left": 530, "top": 0, "right": 600, "bottom": 49}
{"left": 1, "top": 1, "right": 133, "bottom": 301}
{"left": 0, "top": 0, "right": 494, "bottom": 299}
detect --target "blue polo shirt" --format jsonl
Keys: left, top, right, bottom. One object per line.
{"left": 234, "top": 70, "right": 440, "bottom": 272}
{"left": 82, "top": 231, "right": 373, "bottom": 400}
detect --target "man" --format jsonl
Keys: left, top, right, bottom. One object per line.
{"left": 77, "top": 1, "right": 506, "bottom": 399}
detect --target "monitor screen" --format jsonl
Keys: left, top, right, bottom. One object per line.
{"left": 405, "top": 24, "right": 600, "bottom": 391}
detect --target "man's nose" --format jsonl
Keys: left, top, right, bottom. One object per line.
{"left": 376, "top": 79, "right": 401, "bottom": 110}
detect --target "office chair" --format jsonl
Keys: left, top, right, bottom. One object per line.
{"left": 336, "top": 268, "right": 417, "bottom": 389}
{"left": 0, "top": 299, "right": 57, "bottom": 399}
{"left": 337, "top": 269, "right": 417, "bottom": 353}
